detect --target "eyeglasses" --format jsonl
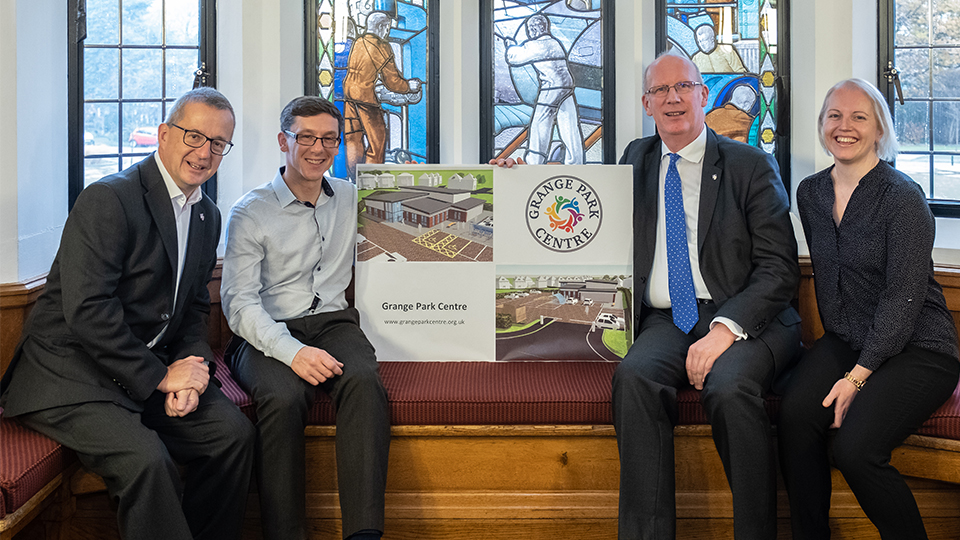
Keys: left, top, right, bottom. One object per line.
{"left": 283, "top": 130, "right": 341, "bottom": 148}
{"left": 168, "top": 123, "right": 234, "bottom": 156}
{"left": 645, "top": 81, "right": 703, "bottom": 97}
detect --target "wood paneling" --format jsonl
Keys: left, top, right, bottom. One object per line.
{"left": 6, "top": 260, "right": 960, "bottom": 539}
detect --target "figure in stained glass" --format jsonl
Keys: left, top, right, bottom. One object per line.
{"left": 664, "top": 0, "right": 779, "bottom": 154}
{"left": 490, "top": 0, "right": 607, "bottom": 164}
{"left": 691, "top": 23, "right": 747, "bottom": 74}
{"left": 314, "top": 0, "right": 434, "bottom": 181}
{"left": 343, "top": 11, "right": 423, "bottom": 179}
{"left": 504, "top": 14, "right": 584, "bottom": 164}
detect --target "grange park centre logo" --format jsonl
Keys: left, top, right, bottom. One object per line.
{"left": 525, "top": 175, "right": 603, "bottom": 253}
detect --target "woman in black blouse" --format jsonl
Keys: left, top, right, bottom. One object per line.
{"left": 779, "top": 78, "right": 960, "bottom": 539}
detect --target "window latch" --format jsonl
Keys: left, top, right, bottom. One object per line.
{"left": 883, "top": 61, "right": 905, "bottom": 106}
{"left": 193, "top": 62, "right": 209, "bottom": 89}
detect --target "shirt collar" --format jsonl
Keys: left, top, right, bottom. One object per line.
{"left": 154, "top": 152, "right": 203, "bottom": 208}
{"left": 659, "top": 125, "right": 707, "bottom": 164}
{"left": 272, "top": 167, "right": 336, "bottom": 208}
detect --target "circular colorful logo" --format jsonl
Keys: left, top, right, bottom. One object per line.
{"left": 525, "top": 175, "right": 603, "bottom": 253}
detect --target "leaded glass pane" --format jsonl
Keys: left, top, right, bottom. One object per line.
{"left": 665, "top": 0, "right": 780, "bottom": 154}
{"left": 490, "top": 0, "right": 607, "bottom": 164}
{"left": 895, "top": 99, "right": 931, "bottom": 150}
{"left": 934, "top": 154, "right": 960, "bottom": 198}
{"left": 319, "top": 0, "right": 434, "bottom": 180}
{"left": 897, "top": 48, "right": 931, "bottom": 98}
{"left": 893, "top": 0, "right": 960, "bottom": 203}
{"left": 82, "top": 0, "right": 201, "bottom": 180}
{"left": 896, "top": 0, "right": 929, "bottom": 46}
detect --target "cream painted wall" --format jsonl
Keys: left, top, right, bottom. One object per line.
{"left": 1, "top": 0, "right": 18, "bottom": 282}
{"left": 2, "top": 0, "right": 958, "bottom": 284}
{"left": 1, "top": 0, "right": 69, "bottom": 283}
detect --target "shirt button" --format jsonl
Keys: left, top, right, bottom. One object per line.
{"left": 161, "top": 313, "right": 170, "bottom": 321}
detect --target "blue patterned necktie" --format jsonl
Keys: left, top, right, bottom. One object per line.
{"left": 664, "top": 153, "right": 699, "bottom": 334}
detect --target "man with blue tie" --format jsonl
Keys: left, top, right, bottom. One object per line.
{"left": 612, "top": 53, "right": 801, "bottom": 539}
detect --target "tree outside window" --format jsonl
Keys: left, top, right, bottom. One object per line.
{"left": 69, "top": 0, "right": 216, "bottom": 207}
{"left": 881, "top": 0, "right": 960, "bottom": 216}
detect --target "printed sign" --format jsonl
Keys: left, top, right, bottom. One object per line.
{"left": 355, "top": 164, "right": 633, "bottom": 361}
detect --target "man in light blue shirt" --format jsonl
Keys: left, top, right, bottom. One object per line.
{"left": 221, "top": 96, "right": 389, "bottom": 540}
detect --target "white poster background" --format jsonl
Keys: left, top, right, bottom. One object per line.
{"left": 494, "top": 165, "right": 633, "bottom": 266}
{"left": 355, "top": 262, "right": 495, "bottom": 361}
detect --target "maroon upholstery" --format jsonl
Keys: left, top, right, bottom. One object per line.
{"left": 211, "top": 353, "right": 960, "bottom": 438}
{"left": 381, "top": 362, "right": 618, "bottom": 425}
{"left": 212, "top": 353, "right": 256, "bottom": 421}
{"left": 2, "top": 356, "right": 959, "bottom": 523}
{"left": 918, "top": 382, "right": 960, "bottom": 439}
{"left": 0, "top": 408, "right": 77, "bottom": 517}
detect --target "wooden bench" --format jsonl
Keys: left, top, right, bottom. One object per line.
{"left": 3, "top": 261, "right": 960, "bottom": 539}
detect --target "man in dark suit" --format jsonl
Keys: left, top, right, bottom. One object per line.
{"left": 0, "top": 87, "right": 255, "bottom": 540}
{"left": 612, "top": 53, "right": 801, "bottom": 539}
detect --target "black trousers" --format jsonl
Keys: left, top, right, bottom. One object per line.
{"left": 17, "top": 385, "right": 255, "bottom": 540}
{"left": 778, "top": 332, "right": 959, "bottom": 540}
{"left": 613, "top": 303, "right": 799, "bottom": 540}
{"left": 227, "top": 307, "right": 390, "bottom": 540}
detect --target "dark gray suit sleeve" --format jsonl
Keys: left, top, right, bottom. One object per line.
{"left": 711, "top": 148, "right": 799, "bottom": 338}
{"left": 59, "top": 183, "right": 169, "bottom": 400}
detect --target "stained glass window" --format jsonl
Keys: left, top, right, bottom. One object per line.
{"left": 481, "top": 0, "right": 616, "bottom": 165}
{"left": 309, "top": 0, "right": 437, "bottom": 181}
{"left": 662, "top": 0, "right": 785, "bottom": 159}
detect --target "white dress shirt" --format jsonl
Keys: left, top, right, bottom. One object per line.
{"left": 221, "top": 168, "right": 357, "bottom": 366}
{"left": 646, "top": 128, "right": 746, "bottom": 339}
{"left": 149, "top": 152, "right": 204, "bottom": 348}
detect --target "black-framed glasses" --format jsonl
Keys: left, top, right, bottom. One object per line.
{"left": 168, "top": 122, "right": 234, "bottom": 156}
{"left": 283, "top": 130, "right": 341, "bottom": 148}
{"left": 645, "top": 81, "right": 703, "bottom": 98}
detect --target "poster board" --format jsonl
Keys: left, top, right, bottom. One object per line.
{"left": 355, "top": 164, "right": 633, "bottom": 361}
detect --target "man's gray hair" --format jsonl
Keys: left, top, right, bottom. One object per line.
{"left": 166, "top": 87, "right": 235, "bottom": 125}
{"left": 817, "top": 78, "right": 899, "bottom": 162}
{"left": 642, "top": 50, "right": 703, "bottom": 92}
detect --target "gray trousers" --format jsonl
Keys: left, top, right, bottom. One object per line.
{"left": 227, "top": 307, "right": 390, "bottom": 540}
{"left": 613, "top": 303, "right": 799, "bottom": 540}
{"left": 17, "top": 385, "right": 255, "bottom": 540}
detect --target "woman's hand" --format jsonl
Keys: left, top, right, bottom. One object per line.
{"left": 822, "top": 379, "right": 859, "bottom": 428}
{"left": 822, "top": 366, "right": 872, "bottom": 428}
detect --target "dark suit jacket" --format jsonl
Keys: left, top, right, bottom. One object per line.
{"left": 1, "top": 155, "right": 222, "bottom": 416}
{"left": 620, "top": 128, "right": 801, "bottom": 374}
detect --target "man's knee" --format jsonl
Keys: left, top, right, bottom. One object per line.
{"left": 339, "top": 360, "right": 385, "bottom": 398}
{"left": 700, "top": 371, "right": 765, "bottom": 416}
{"left": 221, "top": 409, "right": 257, "bottom": 453}
{"left": 104, "top": 437, "right": 179, "bottom": 494}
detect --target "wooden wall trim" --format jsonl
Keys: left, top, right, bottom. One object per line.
{"left": 0, "top": 275, "right": 46, "bottom": 309}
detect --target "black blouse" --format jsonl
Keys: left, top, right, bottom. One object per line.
{"left": 797, "top": 160, "right": 959, "bottom": 371}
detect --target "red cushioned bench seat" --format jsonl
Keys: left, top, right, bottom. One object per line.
{"left": 211, "top": 353, "right": 960, "bottom": 436}
{"left": 917, "top": 383, "right": 960, "bottom": 440}
{"left": 2, "top": 354, "right": 958, "bottom": 532}
{"left": 0, "top": 407, "right": 77, "bottom": 520}
{"left": 214, "top": 354, "right": 619, "bottom": 425}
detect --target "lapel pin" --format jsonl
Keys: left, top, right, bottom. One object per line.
{"left": 712, "top": 174, "right": 718, "bottom": 181}
{"left": 199, "top": 212, "right": 205, "bottom": 221}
